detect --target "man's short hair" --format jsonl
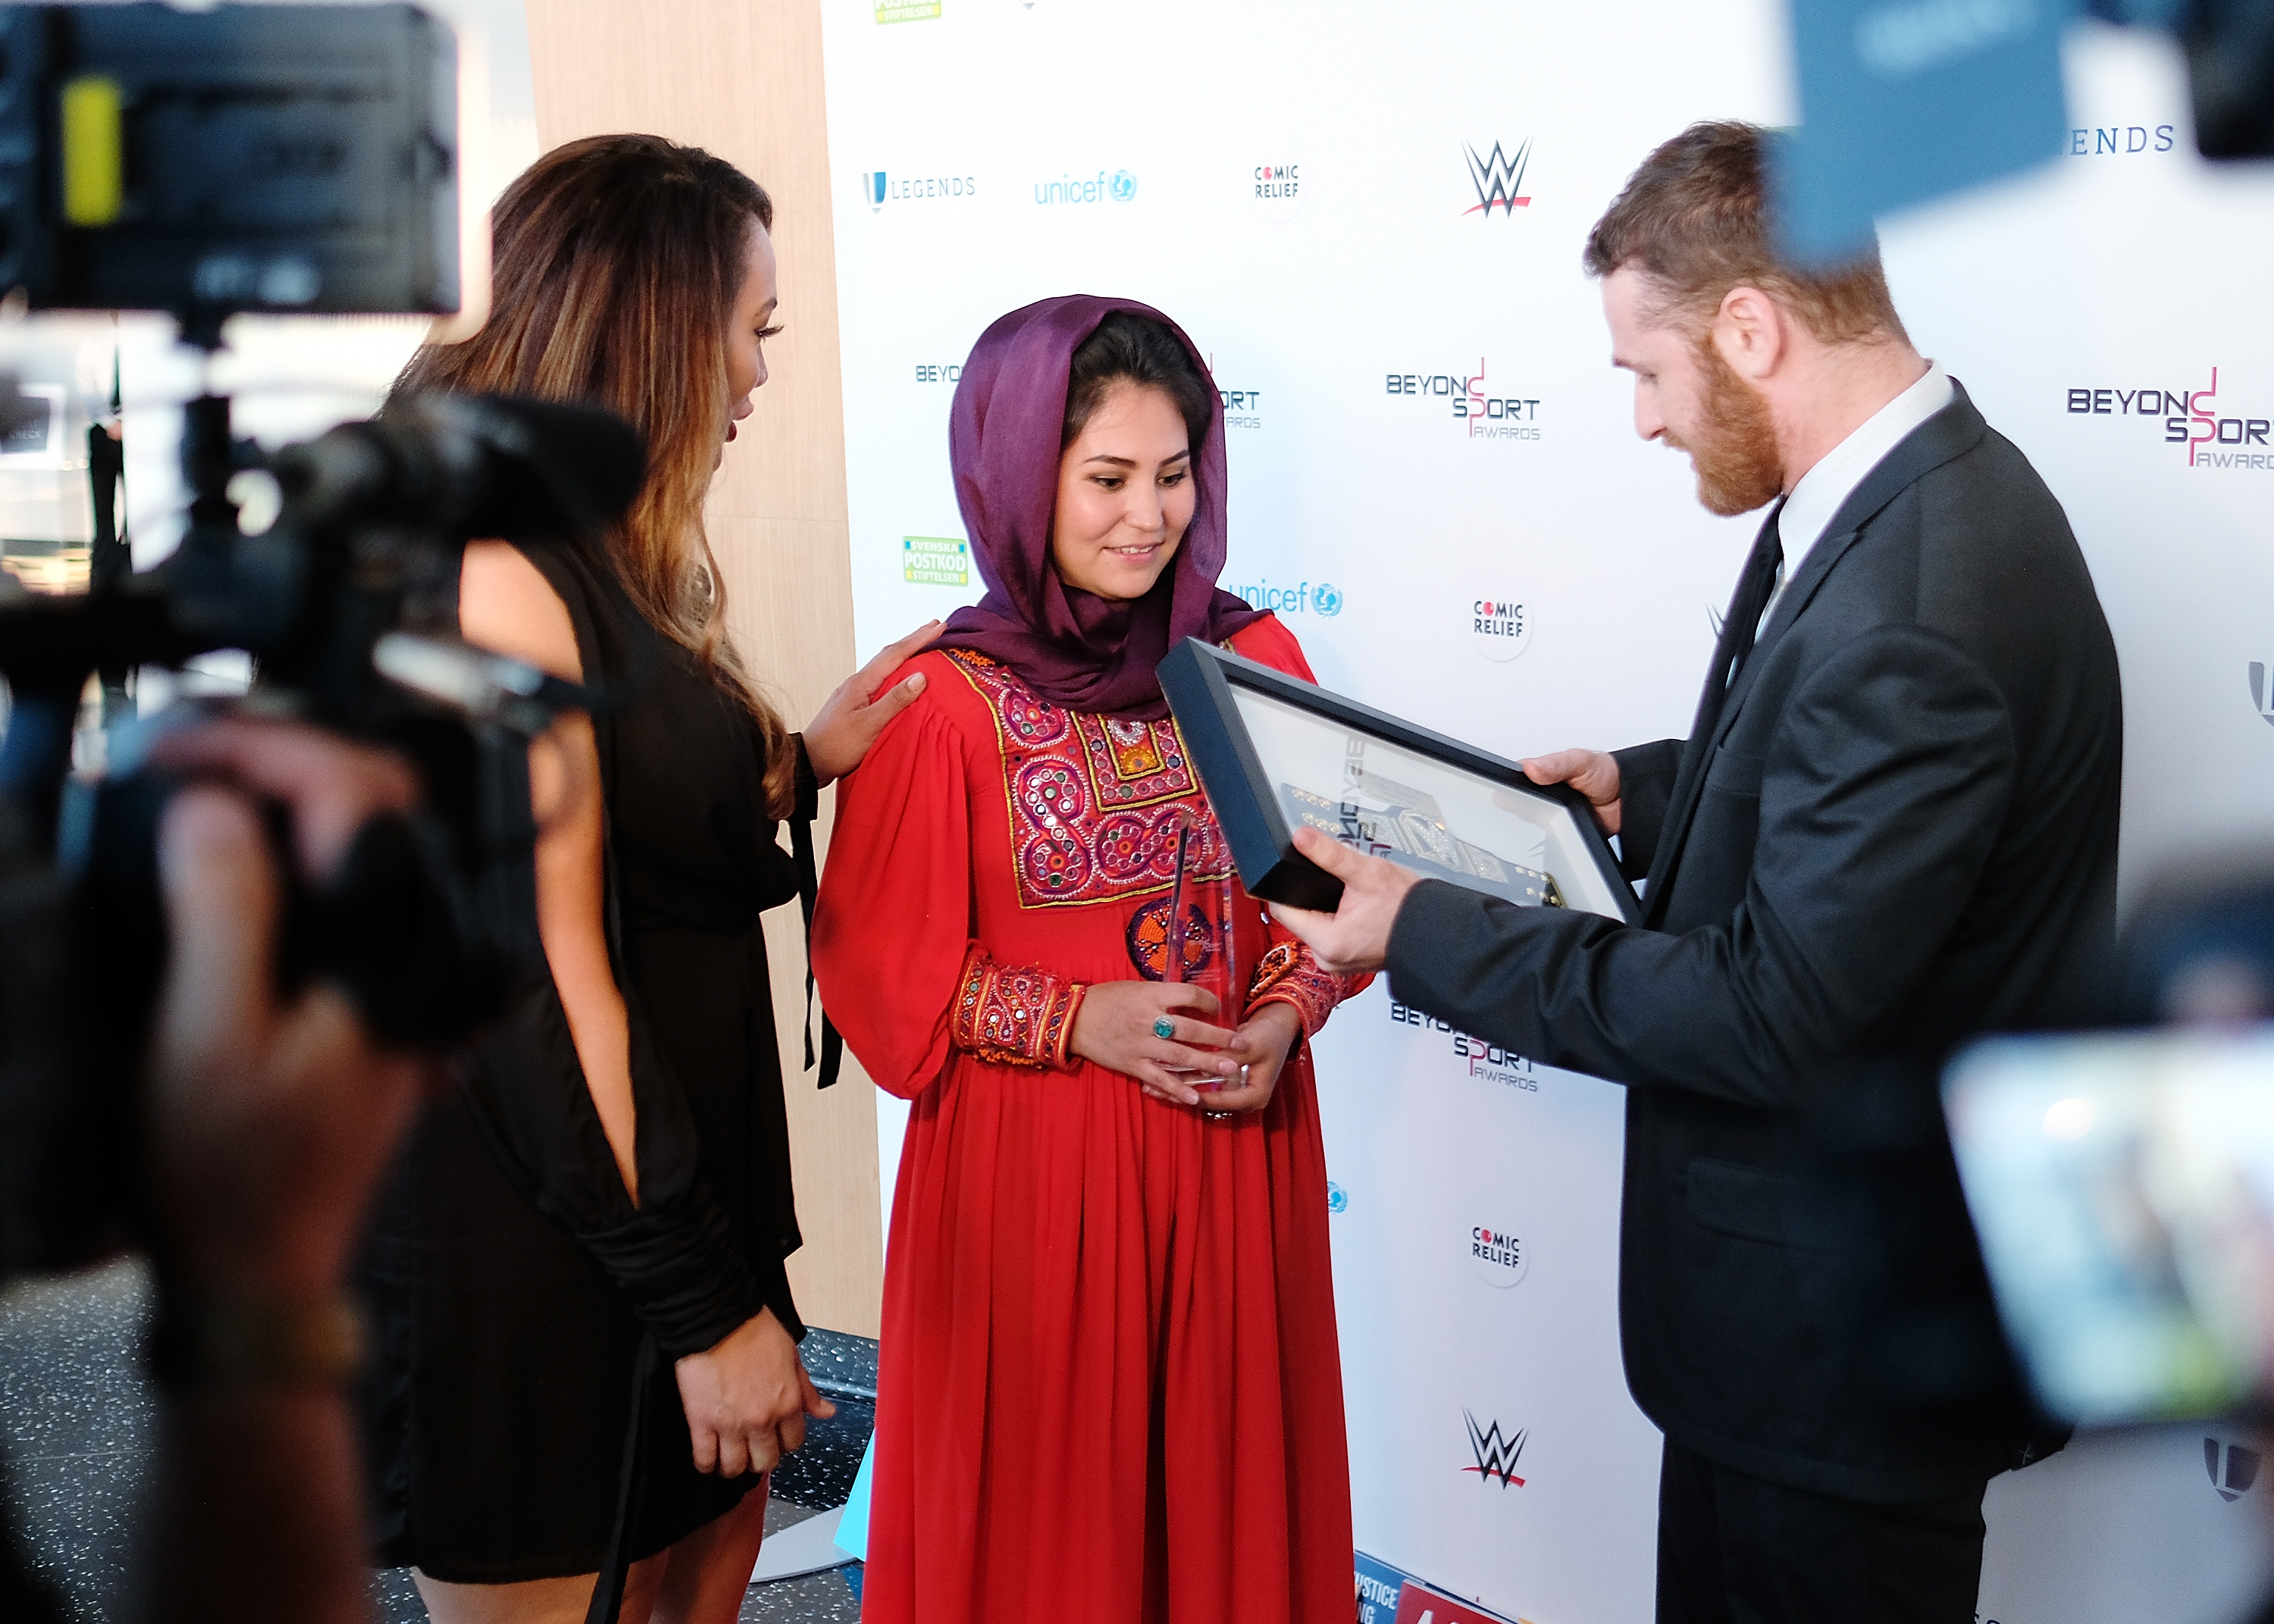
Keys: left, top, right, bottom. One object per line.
{"left": 1583, "top": 120, "right": 1907, "bottom": 346}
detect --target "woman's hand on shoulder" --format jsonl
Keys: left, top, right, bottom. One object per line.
{"left": 802, "top": 619, "right": 944, "bottom": 787}
{"left": 1069, "top": 981, "right": 1244, "bottom": 1106}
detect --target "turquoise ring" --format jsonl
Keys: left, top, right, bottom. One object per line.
{"left": 1152, "top": 1016, "right": 1177, "bottom": 1039}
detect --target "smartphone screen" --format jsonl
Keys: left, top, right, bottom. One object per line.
{"left": 1944, "top": 1027, "right": 2274, "bottom": 1425}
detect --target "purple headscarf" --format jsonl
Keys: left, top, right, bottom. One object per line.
{"left": 932, "top": 294, "right": 1264, "bottom": 720}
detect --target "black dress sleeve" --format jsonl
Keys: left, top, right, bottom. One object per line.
{"left": 459, "top": 987, "right": 780, "bottom": 1356}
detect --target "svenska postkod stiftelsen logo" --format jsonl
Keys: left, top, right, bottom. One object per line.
{"left": 1463, "top": 139, "right": 1532, "bottom": 217}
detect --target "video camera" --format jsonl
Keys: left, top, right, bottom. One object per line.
{"left": 0, "top": 4, "right": 644, "bottom": 1272}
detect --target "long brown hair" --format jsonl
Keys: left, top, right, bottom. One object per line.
{"left": 398, "top": 133, "right": 796, "bottom": 815}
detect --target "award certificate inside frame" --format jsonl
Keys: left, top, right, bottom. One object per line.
{"left": 1158, "top": 638, "right": 1641, "bottom": 923}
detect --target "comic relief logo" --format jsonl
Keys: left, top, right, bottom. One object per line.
{"left": 1229, "top": 578, "right": 1342, "bottom": 617}
{"left": 1462, "top": 1410, "right": 1528, "bottom": 1488}
{"left": 1386, "top": 360, "right": 1540, "bottom": 441}
{"left": 1390, "top": 1000, "right": 1540, "bottom": 1092}
{"left": 860, "top": 171, "right": 977, "bottom": 211}
{"left": 1471, "top": 596, "right": 1530, "bottom": 662}
{"left": 2066, "top": 368, "right": 2272, "bottom": 469}
{"left": 1469, "top": 1222, "right": 1530, "bottom": 1287}
{"left": 1034, "top": 169, "right": 1136, "bottom": 205}
{"left": 1463, "top": 139, "right": 1532, "bottom": 217}
{"left": 2209, "top": 1437, "right": 2263, "bottom": 1501}
{"left": 1252, "top": 159, "right": 1302, "bottom": 223}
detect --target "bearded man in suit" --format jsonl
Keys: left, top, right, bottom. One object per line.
{"left": 1278, "top": 121, "right": 2122, "bottom": 1624}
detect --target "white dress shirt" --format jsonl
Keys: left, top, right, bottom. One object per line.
{"left": 1758, "top": 361, "right": 1953, "bottom": 629}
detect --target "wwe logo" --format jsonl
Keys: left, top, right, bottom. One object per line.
{"left": 860, "top": 171, "right": 887, "bottom": 212}
{"left": 1462, "top": 139, "right": 1533, "bottom": 217}
{"left": 1461, "top": 1410, "right": 1527, "bottom": 1488}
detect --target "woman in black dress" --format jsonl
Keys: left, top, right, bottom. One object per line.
{"left": 358, "top": 134, "right": 934, "bottom": 1623}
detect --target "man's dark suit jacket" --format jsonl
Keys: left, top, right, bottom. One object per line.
{"left": 1386, "top": 381, "right": 2122, "bottom": 1504}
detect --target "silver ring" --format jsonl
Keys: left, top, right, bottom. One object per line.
{"left": 1152, "top": 1016, "right": 1176, "bottom": 1039}
{"left": 1204, "top": 1109, "right": 1232, "bottom": 1121}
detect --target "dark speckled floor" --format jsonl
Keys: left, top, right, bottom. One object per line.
{"left": 1, "top": 1260, "right": 874, "bottom": 1622}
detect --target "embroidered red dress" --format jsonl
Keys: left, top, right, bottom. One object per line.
{"left": 813, "top": 613, "right": 1363, "bottom": 1624}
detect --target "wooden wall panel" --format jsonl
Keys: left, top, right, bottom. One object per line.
{"left": 524, "top": 0, "right": 883, "bottom": 1337}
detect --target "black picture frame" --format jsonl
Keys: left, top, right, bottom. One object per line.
{"left": 1158, "top": 638, "right": 1642, "bottom": 922}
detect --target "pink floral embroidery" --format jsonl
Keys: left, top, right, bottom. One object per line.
{"left": 948, "top": 650, "right": 1232, "bottom": 909}
{"left": 951, "top": 946, "right": 1085, "bottom": 1070}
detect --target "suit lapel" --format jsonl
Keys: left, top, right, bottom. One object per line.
{"left": 1640, "top": 381, "right": 1990, "bottom": 929}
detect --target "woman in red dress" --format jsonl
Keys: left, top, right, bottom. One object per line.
{"left": 813, "top": 296, "right": 1365, "bottom": 1624}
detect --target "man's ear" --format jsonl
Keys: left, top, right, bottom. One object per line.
{"left": 1710, "top": 285, "right": 1786, "bottom": 383}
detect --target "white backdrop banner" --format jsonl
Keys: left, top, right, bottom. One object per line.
{"left": 816, "top": 4, "right": 2274, "bottom": 1620}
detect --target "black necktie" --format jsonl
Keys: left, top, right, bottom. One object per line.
{"left": 1690, "top": 505, "right": 1785, "bottom": 746}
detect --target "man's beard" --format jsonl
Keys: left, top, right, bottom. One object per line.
{"left": 1666, "top": 336, "right": 1783, "bottom": 517}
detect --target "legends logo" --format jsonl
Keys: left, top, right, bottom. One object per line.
{"left": 1461, "top": 1411, "right": 1528, "bottom": 1488}
{"left": 2208, "top": 1437, "right": 2262, "bottom": 1501}
{"left": 913, "top": 361, "right": 963, "bottom": 385}
{"left": 860, "top": 171, "right": 977, "bottom": 211}
{"left": 2066, "top": 368, "right": 2271, "bottom": 469}
{"left": 2247, "top": 661, "right": 2274, "bottom": 728}
{"left": 1390, "top": 1000, "right": 1540, "bottom": 1091}
{"left": 1385, "top": 359, "right": 1540, "bottom": 441}
{"left": 1219, "top": 386, "right": 1263, "bottom": 429}
{"left": 2067, "top": 122, "right": 2177, "bottom": 155}
{"left": 1463, "top": 139, "right": 1533, "bottom": 217}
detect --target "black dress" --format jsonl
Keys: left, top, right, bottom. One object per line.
{"left": 358, "top": 535, "right": 810, "bottom": 1580}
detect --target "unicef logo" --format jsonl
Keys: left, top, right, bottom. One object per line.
{"left": 1326, "top": 1181, "right": 1348, "bottom": 1214}
{"left": 1110, "top": 169, "right": 1137, "bottom": 202}
{"left": 1313, "top": 582, "right": 1344, "bottom": 618}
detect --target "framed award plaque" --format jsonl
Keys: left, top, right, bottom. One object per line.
{"left": 1157, "top": 638, "right": 1641, "bottom": 923}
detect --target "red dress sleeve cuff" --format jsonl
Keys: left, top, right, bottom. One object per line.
{"left": 1244, "top": 940, "right": 1355, "bottom": 1039}
{"left": 952, "top": 945, "right": 1087, "bottom": 1071}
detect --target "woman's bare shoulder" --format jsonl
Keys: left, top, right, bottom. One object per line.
{"left": 460, "top": 540, "right": 581, "bottom": 683}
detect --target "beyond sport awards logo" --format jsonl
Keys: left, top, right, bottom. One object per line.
{"left": 1385, "top": 360, "right": 1541, "bottom": 442}
{"left": 1389, "top": 999, "right": 1541, "bottom": 1092}
{"left": 2066, "top": 368, "right": 2272, "bottom": 470}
